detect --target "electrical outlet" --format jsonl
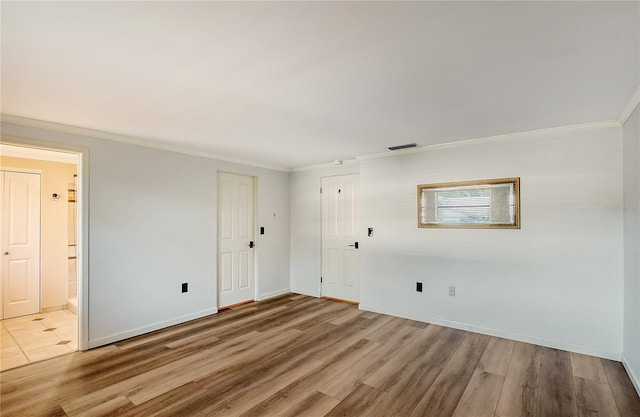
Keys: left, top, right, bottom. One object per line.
{"left": 448, "top": 286, "right": 455, "bottom": 296}
{"left": 182, "top": 282, "right": 188, "bottom": 293}
{"left": 416, "top": 282, "right": 423, "bottom": 292}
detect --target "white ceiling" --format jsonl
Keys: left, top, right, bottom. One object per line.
{"left": 1, "top": 1, "right": 638, "bottom": 169}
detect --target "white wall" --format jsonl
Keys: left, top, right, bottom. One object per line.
{"left": 623, "top": 103, "right": 640, "bottom": 391}
{"left": 357, "top": 126, "right": 623, "bottom": 359}
{"left": 291, "top": 126, "right": 624, "bottom": 359}
{"left": 3, "top": 118, "right": 629, "bottom": 363}
{"left": 241, "top": 165, "right": 291, "bottom": 301}
{"left": 290, "top": 161, "right": 360, "bottom": 296}
{"left": 1, "top": 121, "right": 290, "bottom": 348}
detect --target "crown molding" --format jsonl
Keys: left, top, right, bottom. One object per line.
{"left": 0, "top": 114, "right": 291, "bottom": 172}
{"left": 2, "top": 113, "right": 625, "bottom": 172}
{"left": 290, "top": 158, "right": 359, "bottom": 173}
{"left": 355, "top": 119, "right": 621, "bottom": 162}
{"left": 619, "top": 86, "right": 640, "bottom": 125}
{"left": 356, "top": 145, "right": 425, "bottom": 160}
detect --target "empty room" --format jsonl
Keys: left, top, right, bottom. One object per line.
{"left": 1, "top": 1, "right": 639, "bottom": 416}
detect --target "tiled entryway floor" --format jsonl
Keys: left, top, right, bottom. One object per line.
{"left": 1, "top": 310, "right": 77, "bottom": 371}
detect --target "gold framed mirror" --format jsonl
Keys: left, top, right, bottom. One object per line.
{"left": 418, "top": 177, "right": 520, "bottom": 229}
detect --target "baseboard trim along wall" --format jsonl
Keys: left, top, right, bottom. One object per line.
{"left": 41, "top": 304, "right": 67, "bottom": 313}
{"left": 257, "top": 289, "right": 291, "bottom": 301}
{"left": 358, "top": 303, "right": 621, "bottom": 362}
{"left": 88, "top": 307, "right": 219, "bottom": 349}
{"left": 290, "top": 288, "right": 320, "bottom": 298}
{"left": 622, "top": 354, "right": 640, "bottom": 397}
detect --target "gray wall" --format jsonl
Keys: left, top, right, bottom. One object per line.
{"left": 623, "top": 103, "right": 640, "bottom": 391}
{"left": 4, "top": 116, "right": 635, "bottom": 380}
{"left": 291, "top": 125, "right": 624, "bottom": 360}
{"left": 1, "top": 121, "right": 290, "bottom": 348}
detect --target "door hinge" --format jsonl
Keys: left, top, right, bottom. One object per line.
{"left": 320, "top": 276, "right": 323, "bottom": 283}
{"left": 320, "top": 187, "right": 322, "bottom": 194}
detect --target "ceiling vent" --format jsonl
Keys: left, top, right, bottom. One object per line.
{"left": 387, "top": 143, "right": 418, "bottom": 151}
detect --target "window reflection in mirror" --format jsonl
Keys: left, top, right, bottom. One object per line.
{"left": 418, "top": 178, "right": 520, "bottom": 229}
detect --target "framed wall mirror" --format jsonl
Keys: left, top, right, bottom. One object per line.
{"left": 418, "top": 177, "right": 520, "bottom": 229}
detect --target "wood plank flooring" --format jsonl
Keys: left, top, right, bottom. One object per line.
{"left": 1, "top": 294, "right": 639, "bottom": 417}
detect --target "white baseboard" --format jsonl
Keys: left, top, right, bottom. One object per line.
{"left": 622, "top": 353, "right": 640, "bottom": 397}
{"left": 87, "top": 307, "right": 218, "bottom": 349}
{"left": 257, "top": 288, "right": 291, "bottom": 301}
{"left": 359, "top": 304, "right": 620, "bottom": 361}
{"left": 290, "top": 288, "right": 320, "bottom": 298}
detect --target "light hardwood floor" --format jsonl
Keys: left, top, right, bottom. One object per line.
{"left": 1, "top": 294, "right": 639, "bottom": 417}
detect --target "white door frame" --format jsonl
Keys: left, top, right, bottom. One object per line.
{"left": 0, "top": 137, "right": 88, "bottom": 350}
{"left": 216, "top": 171, "right": 258, "bottom": 308}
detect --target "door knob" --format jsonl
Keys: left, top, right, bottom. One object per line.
{"left": 3, "top": 252, "right": 9, "bottom": 255}
{"left": 249, "top": 241, "right": 255, "bottom": 248}
{"left": 348, "top": 242, "right": 359, "bottom": 249}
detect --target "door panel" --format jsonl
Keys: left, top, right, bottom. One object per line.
{"left": 238, "top": 183, "right": 249, "bottom": 238}
{"left": 1, "top": 171, "right": 41, "bottom": 319}
{"left": 342, "top": 182, "right": 356, "bottom": 236}
{"left": 321, "top": 174, "right": 360, "bottom": 302}
{"left": 220, "top": 181, "right": 233, "bottom": 240}
{"left": 218, "top": 172, "right": 255, "bottom": 308}
{"left": 238, "top": 250, "right": 250, "bottom": 288}
{"left": 343, "top": 251, "right": 355, "bottom": 287}
{"left": 8, "top": 259, "right": 30, "bottom": 300}
{"left": 220, "top": 252, "right": 233, "bottom": 292}
{"left": 326, "top": 248, "right": 339, "bottom": 284}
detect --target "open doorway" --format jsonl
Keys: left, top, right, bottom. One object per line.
{"left": 0, "top": 144, "right": 81, "bottom": 370}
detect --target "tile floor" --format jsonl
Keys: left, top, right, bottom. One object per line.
{"left": 1, "top": 310, "right": 77, "bottom": 371}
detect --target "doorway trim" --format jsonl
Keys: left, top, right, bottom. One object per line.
{"left": 1, "top": 136, "right": 89, "bottom": 351}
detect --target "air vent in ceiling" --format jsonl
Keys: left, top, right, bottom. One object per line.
{"left": 387, "top": 143, "right": 418, "bottom": 151}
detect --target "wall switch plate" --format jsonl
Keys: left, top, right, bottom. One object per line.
{"left": 416, "top": 282, "right": 423, "bottom": 292}
{"left": 260, "top": 226, "right": 265, "bottom": 235}
{"left": 182, "top": 282, "right": 188, "bottom": 293}
{"left": 449, "top": 286, "right": 455, "bottom": 296}
{"left": 368, "top": 227, "right": 374, "bottom": 237}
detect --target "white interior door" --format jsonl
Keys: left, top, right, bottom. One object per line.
{"left": 218, "top": 172, "right": 255, "bottom": 308}
{"left": 1, "top": 171, "right": 41, "bottom": 319}
{"left": 321, "top": 174, "right": 360, "bottom": 302}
